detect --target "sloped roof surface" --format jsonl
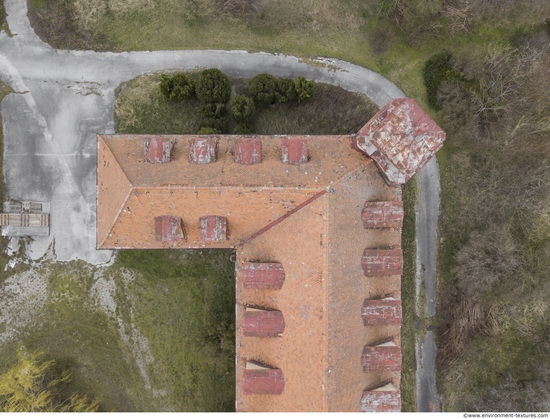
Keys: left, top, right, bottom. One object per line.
{"left": 356, "top": 98, "right": 445, "bottom": 184}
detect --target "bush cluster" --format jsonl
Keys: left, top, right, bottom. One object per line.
{"left": 294, "top": 76, "right": 314, "bottom": 102}
{"left": 275, "top": 78, "right": 297, "bottom": 103}
{"left": 196, "top": 68, "right": 231, "bottom": 104}
{"left": 160, "top": 73, "right": 196, "bottom": 103}
{"left": 229, "top": 95, "right": 255, "bottom": 124}
{"left": 249, "top": 73, "right": 314, "bottom": 106}
{"left": 248, "top": 73, "right": 278, "bottom": 106}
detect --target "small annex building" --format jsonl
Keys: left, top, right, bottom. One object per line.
{"left": 96, "top": 98, "right": 444, "bottom": 412}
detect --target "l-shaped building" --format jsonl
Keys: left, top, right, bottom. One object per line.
{"left": 96, "top": 98, "right": 445, "bottom": 412}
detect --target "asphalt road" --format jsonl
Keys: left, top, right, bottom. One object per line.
{"left": 0, "top": 0, "right": 441, "bottom": 409}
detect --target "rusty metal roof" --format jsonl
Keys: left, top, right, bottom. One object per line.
{"left": 242, "top": 262, "right": 285, "bottom": 289}
{"left": 355, "top": 98, "right": 445, "bottom": 185}
{"left": 154, "top": 215, "right": 184, "bottom": 242}
{"left": 199, "top": 215, "right": 227, "bottom": 242}
{"left": 243, "top": 361, "right": 285, "bottom": 395}
{"left": 281, "top": 138, "right": 308, "bottom": 165}
{"left": 361, "top": 299, "right": 402, "bottom": 326}
{"left": 362, "top": 201, "right": 403, "bottom": 228}
{"left": 144, "top": 138, "right": 174, "bottom": 164}
{"left": 235, "top": 138, "right": 262, "bottom": 165}
{"left": 361, "top": 248, "right": 403, "bottom": 276}
{"left": 243, "top": 307, "right": 285, "bottom": 337}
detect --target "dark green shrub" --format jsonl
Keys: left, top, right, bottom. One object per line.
{"left": 202, "top": 103, "right": 227, "bottom": 118}
{"left": 196, "top": 68, "right": 231, "bottom": 103}
{"left": 233, "top": 123, "right": 252, "bottom": 135}
{"left": 276, "top": 78, "right": 297, "bottom": 103}
{"left": 229, "top": 95, "right": 256, "bottom": 123}
{"left": 295, "top": 77, "right": 315, "bottom": 102}
{"left": 249, "top": 73, "right": 277, "bottom": 106}
{"left": 198, "top": 117, "right": 229, "bottom": 134}
{"left": 422, "top": 52, "right": 452, "bottom": 110}
{"left": 198, "top": 127, "right": 221, "bottom": 134}
{"left": 159, "top": 73, "right": 195, "bottom": 102}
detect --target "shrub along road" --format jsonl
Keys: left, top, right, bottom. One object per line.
{"left": 0, "top": 0, "right": 440, "bottom": 410}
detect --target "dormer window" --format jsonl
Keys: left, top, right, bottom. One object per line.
{"left": 243, "top": 306, "right": 285, "bottom": 337}
{"left": 361, "top": 338, "right": 402, "bottom": 372}
{"left": 243, "top": 360, "right": 285, "bottom": 395}
{"left": 361, "top": 248, "right": 403, "bottom": 276}
{"left": 199, "top": 215, "right": 228, "bottom": 241}
{"left": 362, "top": 201, "right": 404, "bottom": 228}
{"left": 154, "top": 216, "right": 185, "bottom": 241}
{"left": 361, "top": 297, "right": 402, "bottom": 326}
{"left": 144, "top": 138, "right": 174, "bottom": 163}
{"left": 281, "top": 138, "right": 307, "bottom": 165}
{"left": 360, "top": 381, "right": 401, "bottom": 412}
{"left": 242, "top": 262, "right": 285, "bottom": 289}
{"left": 189, "top": 138, "right": 217, "bottom": 164}
{"left": 235, "top": 138, "right": 262, "bottom": 165}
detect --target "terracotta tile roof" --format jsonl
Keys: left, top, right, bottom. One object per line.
{"left": 355, "top": 98, "right": 445, "bottom": 185}
{"left": 97, "top": 110, "right": 435, "bottom": 410}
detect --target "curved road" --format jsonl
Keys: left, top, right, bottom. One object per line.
{"left": 0, "top": 0, "right": 441, "bottom": 410}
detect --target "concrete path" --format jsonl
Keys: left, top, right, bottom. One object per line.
{"left": 415, "top": 154, "right": 442, "bottom": 411}
{"left": 0, "top": 0, "right": 440, "bottom": 408}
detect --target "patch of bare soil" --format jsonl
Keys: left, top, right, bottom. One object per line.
{"left": 26, "top": 0, "right": 108, "bottom": 50}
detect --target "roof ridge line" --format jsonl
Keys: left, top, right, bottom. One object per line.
{"left": 97, "top": 135, "right": 134, "bottom": 248}
{"left": 239, "top": 189, "right": 327, "bottom": 246}
{"left": 97, "top": 187, "right": 133, "bottom": 248}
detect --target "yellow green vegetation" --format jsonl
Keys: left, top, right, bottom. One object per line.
{"left": 0, "top": 345, "right": 99, "bottom": 412}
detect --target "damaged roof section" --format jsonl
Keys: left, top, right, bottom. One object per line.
{"left": 243, "top": 360, "right": 285, "bottom": 395}
{"left": 355, "top": 98, "right": 445, "bottom": 185}
{"left": 361, "top": 248, "right": 403, "bottom": 276}
{"left": 235, "top": 138, "right": 262, "bottom": 165}
{"left": 242, "top": 262, "right": 285, "bottom": 289}
{"left": 362, "top": 201, "right": 404, "bottom": 228}
{"left": 144, "top": 138, "right": 174, "bottom": 164}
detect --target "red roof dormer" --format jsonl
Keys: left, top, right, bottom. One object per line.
{"left": 281, "top": 138, "right": 307, "bottom": 165}
{"left": 189, "top": 138, "right": 217, "bottom": 164}
{"left": 242, "top": 262, "right": 285, "bottom": 289}
{"left": 360, "top": 381, "right": 401, "bottom": 412}
{"left": 361, "top": 338, "right": 402, "bottom": 372}
{"left": 144, "top": 138, "right": 174, "bottom": 163}
{"left": 235, "top": 138, "right": 262, "bottom": 165}
{"left": 361, "top": 297, "right": 402, "bottom": 326}
{"left": 362, "top": 201, "right": 404, "bottom": 228}
{"left": 154, "top": 216, "right": 185, "bottom": 241}
{"left": 243, "top": 360, "right": 285, "bottom": 395}
{"left": 243, "top": 307, "right": 285, "bottom": 337}
{"left": 199, "top": 215, "right": 228, "bottom": 241}
{"left": 361, "top": 248, "right": 403, "bottom": 276}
